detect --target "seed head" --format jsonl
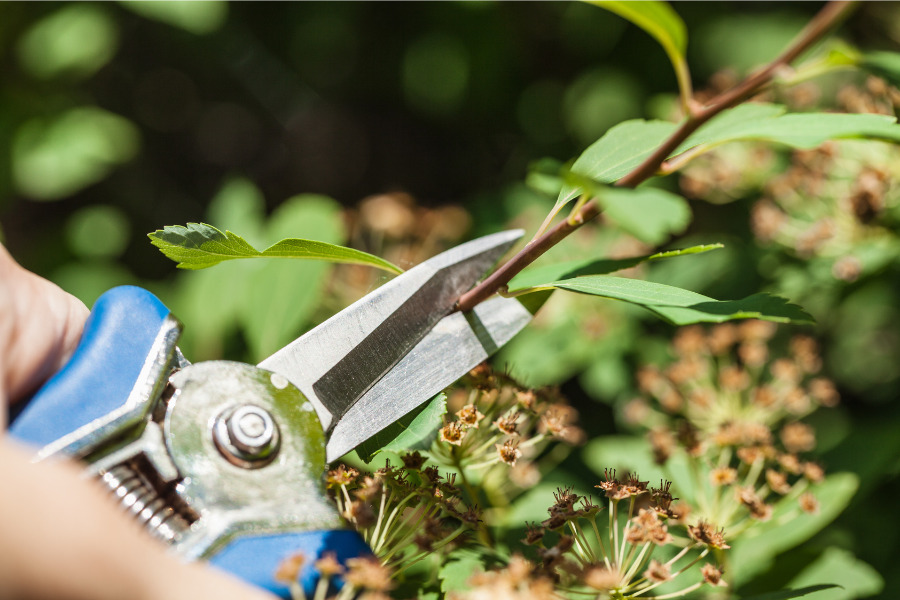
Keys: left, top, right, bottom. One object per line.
{"left": 494, "top": 412, "right": 520, "bottom": 435}
{"left": 315, "top": 552, "right": 345, "bottom": 577}
{"left": 274, "top": 552, "right": 305, "bottom": 584}
{"left": 496, "top": 439, "right": 522, "bottom": 467}
{"left": 781, "top": 422, "right": 816, "bottom": 453}
{"left": 766, "top": 469, "right": 791, "bottom": 495}
{"left": 799, "top": 492, "right": 820, "bottom": 514}
{"left": 688, "top": 521, "right": 730, "bottom": 549}
{"left": 344, "top": 556, "right": 393, "bottom": 591}
{"left": 644, "top": 559, "right": 672, "bottom": 583}
{"left": 710, "top": 467, "right": 737, "bottom": 487}
{"left": 457, "top": 404, "right": 484, "bottom": 427}
{"left": 701, "top": 563, "right": 727, "bottom": 587}
{"left": 326, "top": 464, "right": 359, "bottom": 488}
{"left": 440, "top": 421, "right": 466, "bottom": 446}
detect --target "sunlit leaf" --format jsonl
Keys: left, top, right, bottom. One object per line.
{"left": 676, "top": 103, "right": 900, "bottom": 155}
{"left": 13, "top": 108, "right": 139, "bottom": 201}
{"left": 785, "top": 547, "right": 883, "bottom": 600}
{"left": 148, "top": 222, "right": 402, "bottom": 273}
{"left": 587, "top": 1, "right": 690, "bottom": 102}
{"left": 557, "top": 119, "right": 676, "bottom": 208}
{"left": 731, "top": 472, "right": 859, "bottom": 585}
{"left": 17, "top": 4, "right": 118, "bottom": 80}
{"left": 355, "top": 393, "right": 447, "bottom": 463}
{"left": 508, "top": 244, "right": 723, "bottom": 291}
{"left": 598, "top": 187, "right": 691, "bottom": 244}
{"left": 559, "top": 104, "right": 900, "bottom": 211}
{"left": 119, "top": 1, "right": 227, "bottom": 35}
{"left": 549, "top": 276, "right": 813, "bottom": 325}
{"left": 739, "top": 585, "right": 841, "bottom": 600}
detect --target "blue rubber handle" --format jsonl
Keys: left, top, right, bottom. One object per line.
{"left": 210, "top": 529, "right": 372, "bottom": 598}
{"left": 9, "top": 286, "right": 172, "bottom": 447}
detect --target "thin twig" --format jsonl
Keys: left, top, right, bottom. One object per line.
{"left": 456, "top": 0, "right": 856, "bottom": 313}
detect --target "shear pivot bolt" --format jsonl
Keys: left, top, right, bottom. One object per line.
{"left": 214, "top": 405, "right": 280, "bottom": 467}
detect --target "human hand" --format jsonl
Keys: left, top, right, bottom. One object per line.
{"left": 0, "top": 245, "right": 275, "bottom": 600}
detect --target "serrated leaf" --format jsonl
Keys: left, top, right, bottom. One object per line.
{"left": 148, "top": 222, "right": 402, "bottom": 273}
{"left": 508, "top": 244, "right": 723, "bottom": 291}
{"left": 355, "top": 393, "right": 447, "bottom": 463}
{"left": 558, "top": 119, "right": 677, "bottom": 208}
{"left": 739, "top": 585, "right": 841, "bottom": 600}
{"left": 587, "top": 1, "right": 690, "bottom": 102}
{"left": 550, "top": 276, "right": 814, "bottom": 325}
{"left": 598, "top": 187, "right": 691, "bottom": 244}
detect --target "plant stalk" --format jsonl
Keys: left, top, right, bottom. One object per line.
{"left": 456, "top": 0, "right": 856, "bottom": 313}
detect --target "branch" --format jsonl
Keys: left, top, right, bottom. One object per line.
{"left": 456, "top": 0, "right": 856, "bottom": 313}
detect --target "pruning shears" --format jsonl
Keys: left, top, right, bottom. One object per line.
{"left": 7, "top": 230, "right": 532, "bottom": 598}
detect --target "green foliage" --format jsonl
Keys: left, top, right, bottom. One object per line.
{"left": 595, "top": 186, "right": 691, "bottom": 244}
{"left": 785, "top": 548, "right": 884, "bottom": 600}
{"left": 149, "top": 222, "right": 402, "bottom": 273}
{"left": 508, "top": 243, "right": 723, "bottom": 290}
{"left": 547, "top": 276, "right": 813, "bottom": 325}
{"left": 355, "top": 393, "right": 447, "bottom": 463}
{"left": 587, "top": 1, "right": 691, "bottom": 102}
{"left": 676, "top": 104, "right": 900, "bottom": 153}
{"left": 740, "top": 586, "right": 842, "bottom": 600}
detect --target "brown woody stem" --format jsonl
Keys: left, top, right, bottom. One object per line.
{"left": 456, "top": 0, "right": 856, "bottom": 313}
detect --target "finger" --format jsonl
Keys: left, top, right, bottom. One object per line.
{"left": 0, "top": 245, "right": 90, "bottom": 405}
{"left": 0, "top": 439, "right": 276, "bottom": 600}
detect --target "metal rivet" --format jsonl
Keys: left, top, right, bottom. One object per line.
{"left": 213, "top": 405, "right": 280, "bottom": 467}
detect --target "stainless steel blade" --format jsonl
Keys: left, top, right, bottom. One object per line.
{"left": 325, "top": 295, "right": 532, "bottom": 463}
{"left": 258, "top": 230, "right": 523, "bottom": 431}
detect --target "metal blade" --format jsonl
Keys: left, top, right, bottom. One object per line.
{"left": 326, "top": 295, "right": 532, "bottom": 463}
{"left": 258, "top": 230, "right": 523, "bottom": 431}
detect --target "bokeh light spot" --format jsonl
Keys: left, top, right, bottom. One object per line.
{"left": 12, "top": 108, "right": 140, "bottom": 201}
{"left": 16, "top": 4, "right": 118, "bottom": 80}
{"left": 65, "top": 205, "right": 131, "bottom": 259}
{"left": 402, "top": 33, "right": 469, "bottom": 117}
{"left": 119, "top": 1, "right": 227, "bottom": 35}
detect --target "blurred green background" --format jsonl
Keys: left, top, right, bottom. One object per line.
{"left": 2, "top": 2, "right": 900, "bottom": 597}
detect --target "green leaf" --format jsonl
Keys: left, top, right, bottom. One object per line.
{"left": 731, "top": 473, "right": 859, "bottom": 585}
{"left": 676, "top": 103, "right": 900, "bottom": 155}
{"left": 549, "top": 276, "right": 814, "bottom": 325}
{"left": 560, "top": 103, "right": 900, "bottom": 211}
{"left": 785, "top": 547, "right": 883, "bottom": 600}
{"left": 587, "top": 1, "right": 690, "bottom": 103}
{"left": 508, "top": 244, "right": 723, "bottom": 291}
{"left": 558, "top": 119, "right": 677, "bottom": 208}
{"left": 739, "top": 585, "right": 842, "bottom": 600}
{"left": 860, "top": 51, "right": 900, "bottom": 87}
{"left": 148, "top": 222, "right": 402, "bottom": 274}
{"left": 597, "top": 187, "right": 691, "bottom": 244}
{"left": 355, "top": 393, "right": 447, "bottom": 463}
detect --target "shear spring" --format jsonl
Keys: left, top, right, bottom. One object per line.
{"left": 100, "top": 463, "right": 193, "bottom": 543}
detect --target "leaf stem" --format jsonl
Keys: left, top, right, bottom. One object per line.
{"left": 456, "top": 0, "right": 856, "bottom": 313}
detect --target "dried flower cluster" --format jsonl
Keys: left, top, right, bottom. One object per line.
{"left": 492, "top": 472, "right": 728, "bottom": 600}
{"left": 325, "top": 457, "right": 480, "bottom": 578}
{"left": 625, "top": 321, "right": 832, "bottom": 544}
{"left": 433, "top": 364, "right": 585, "bottom": 486}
